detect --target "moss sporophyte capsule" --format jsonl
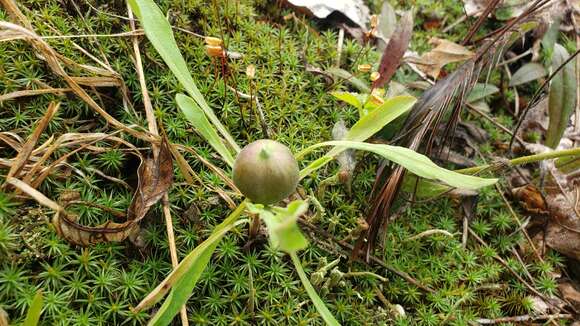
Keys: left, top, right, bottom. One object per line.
{"left": 233, "top": 139, "right": 299, "bottom": 205}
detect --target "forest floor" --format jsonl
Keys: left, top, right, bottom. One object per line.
{"left": 0, "top": 0, "right": 579, "bottom": 325}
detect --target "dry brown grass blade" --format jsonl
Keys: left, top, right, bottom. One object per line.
{"left": 69, "top": 76, "right": 123, "bottom": 87}
{"left": 0, "top": 132, "right": 24, "bottom": 151}
{"left": 0, "top": 21, "right": 153, "bottom": 142}
{"left": 4, "top": 102, "right": 59, "bottom": 184}
{"left": 0, "top": 88, "right": 72, "bottom": 102}
{"left": 26, "top": 132, "right": 138, "bottom": 189}
{"left": 6, "top": 177, "right": 62, "bottom": 212}
{"left": 0, "top": 0, "right": 32, "bottom": 29}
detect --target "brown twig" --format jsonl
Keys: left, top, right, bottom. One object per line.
{"left": 462, "top": 0, "right": 503, "bottom": 45}
{"left": 476, "top": 313, "right": 572, "bottom": 324}
{"left": 127, "top": 4, "right": 187, "bottom": 324}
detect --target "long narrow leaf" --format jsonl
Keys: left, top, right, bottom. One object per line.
{"left": 341, "top": 96, "right": 416, "bottom": 144}
{"left": 128, "top": 0, "right": 240, "bottom": 152}
{"left": 176, "top": 94, "right": 235, "bottom": 166}
{"left": 23, "top": 290, "right": 43, "bottom": 326}
{"left": 546, "top": 44, "right": 577, "bottom": 148}
{"left": 290, "top": 252, "right": 340, "bottom": 326}
{"left": 298, "top": 96, "right": 416, "bottom": 178}
{"left": 302, "top": 141, "right": 497, "bottom": 190}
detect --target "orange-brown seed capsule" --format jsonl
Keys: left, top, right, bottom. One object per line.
{"left": 205, "top": 36, "right": 223, "bottom": 46}
{"left": 357, "top": 64, "right": 371, "bottom": 72}
{"left": 370, "top": 71, "right": 380, "bottom": 81}
{"left": 206, "top": 45, "right": 225, "bottom": 57}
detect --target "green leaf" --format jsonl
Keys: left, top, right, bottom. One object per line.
{"left": 331, "top": 91, "right": 363, "bottom": 110}
{"left": 140, "top": 202, "right": 248, "bottom": 325}
{"left": 298, "top": 96, "right": 416, "bottom": 177}
{"left": 541, "top": 17, "right": 561, "bottom": 61}
{"left": 290, "top": 252, "right": 341, "bottom": 326}
{"left": 176, "top": 94, "right": 235, "bottom": 167}
{"left": 326, "top": 67, "right": 370, "bottom": 93}
{"left": 467, "top": 83, "right": 499, "bottom": 103}
{"left": 247, "top": 200, "right": 308, "bottom": 253}
{"left": 546, "top": 44, "right": 577, "bottom": 148}
{"left": 509, "top": 63, "right": 546, "bottom": 87}
{"left": 343, "top": 96, "right": 416, "bottom": 144}
{"left": 23, "top": 290, "right": 43, "bottom": 326}
{"left": 128, "top": 0, "right": 239, "bottom": 153}
{"left": 303, "top": 141, "right": 497, "bottom": 190}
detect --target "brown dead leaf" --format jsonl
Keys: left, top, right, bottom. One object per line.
{"left": 0, "top": 88, "right": 72, "bottom": 103}
{"left": 410, "top": 38, "right": 474, "bottom": 79}
{"left": 558, "top": 281, "right": 580, "bottom": 310}
{"left": 512, "top": 184, "right": 549, "bottom": 215}
{"left": 372, "top": 11, "right": 413, "bottom": 89}
{"left": 127, "top": 136, "right": 173, "bottom": 222}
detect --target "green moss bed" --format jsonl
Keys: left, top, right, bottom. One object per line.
{"left": 0, "top": 0, "right": 566, "bottom": 325}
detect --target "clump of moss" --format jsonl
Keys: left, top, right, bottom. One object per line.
{"left": 0, "top": 0, "right": 561, "bottom": 324}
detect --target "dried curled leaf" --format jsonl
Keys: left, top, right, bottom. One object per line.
{"left": 127, "top": 137, "right": 174, "bottom": 221}
{"left": 411, "top": 38, "right": 474, "bottom": 79}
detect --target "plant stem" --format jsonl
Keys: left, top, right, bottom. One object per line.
{"left": 456, "top": 147, "right": 580, "bottom": 174}
{"left": 289, "top": 252, "right": 340, "bottom": 326}
{"left": 343, "top": 271, "right": 387, "bottom": 283}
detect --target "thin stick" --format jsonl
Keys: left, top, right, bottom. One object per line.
{"left": 335, "top": 28, "right": 344, "bottom": 67}
{"left": 476, "top": 313, "right": 572, "bottom": 324}
{"left": 127, "top": 5, "right": 157, "bottom": 138}
{"left": 127, "top": 3, "right": 187, "bottom": 324}
{"left": 39, "top": 30, "right": 144, "bottom": 39}
{"left": 161, "top": 195, "right": 188, "bottom": 324}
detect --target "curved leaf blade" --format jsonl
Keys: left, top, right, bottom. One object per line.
{"left": 305, "top": 141, "right": 497, "bottom": 190}
{"left": 299, "top": 96, "right": 416, "bottom": 178}
{"left": 23, "top": 290, "right": 43, "bottom": 326}
{"left": 176, "top": 94, "right": 235, "bottom": 167}
{"left": 128, "top": 0, "right": 239, "bottom": 152}
{"left": 546, "top": 44, "right": 577, "bottom": 148}
{"left": 290, "top": 252, "right": 341, "bottom": 326}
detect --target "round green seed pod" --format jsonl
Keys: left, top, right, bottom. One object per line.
{"left": 233, "top": 139, "right": 299, "bottom": 205}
